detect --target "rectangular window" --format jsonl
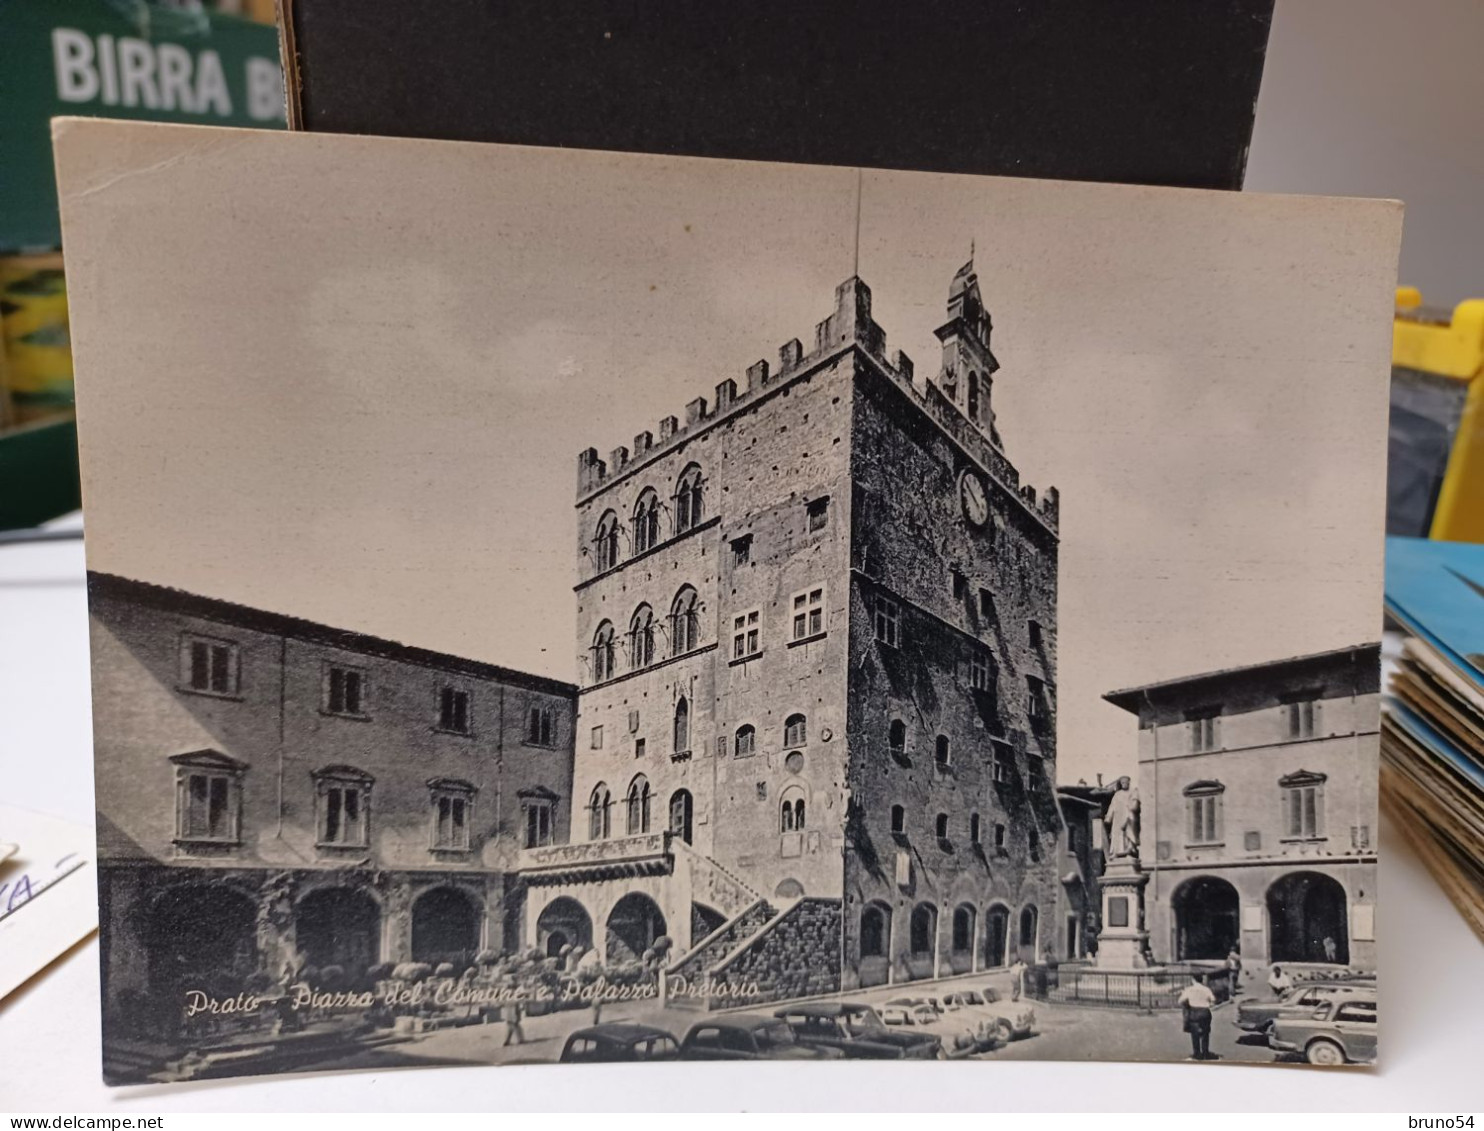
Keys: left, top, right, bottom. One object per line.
{"left": 990, "top": 740, "right": 1012, "bottom": 784}
{"left": 873, "top": 595, "right": 900, "bottom": 648}
{"left": 969, "top": 650, "right": 994, "bottom": 692}
{"left": 526, "top": 705, "right": 555, "bottom": 747}
{"left": 1285, "top": 784, "right": 1324, "bottom": 839}
{"left": 1029, "top": 620, "right": 1043, "bottom": 649}
{"left": 1067, "top": 823, "right": 1081, "bottom": 857}
{"left": 951, "top": 568, "right": 967, "bottom": 600}
{"left": 732, "top": 609, "right": 762, "bottom": 660}
{"left": 731, "top": 534, "right": 752, "bottom": 567}
{"left": 1027, "top": 753, "right": 1045, "bottom": 781}
{"left": 634, "top": 737, "right": 646, "bottom": 759}
{"left": 1027, "top": 675, "right": 1048, "bottom": 726}
{"left": 1189, "top": 711, "right": 1220, "bottom": 752}
{"left": 806, "top": 496, "right": 830, "bottom": 532}
{"left": 433, "top": 793, "right": 471, "bottom": 850}
{"left": 1187, "top": 794, "right": 1222, "bottom": 844}
{"left": 791, "top": 586, "right": 826, "bottom": 642}
{"left": 524, "top": 801, "right": 554, "bottom": 848}
{"left": 1286, "top": 699, "right": 1318, "bottom": 739}
{"left": 180, "top": 634, "right": 239, "bottom": 696}
{"left": 994, "top": 823, "right": 1007, "bottom": 852}
{"left": 437, "top": 686, "right": 471, "bottom": 734}
{"left": 978, "top": 588, "right": 995, "bottom": 621}
{"left": 177, "top": 771, "right": 238, "bottom": 842}
{"left": 320, "top": 784, "right": 367, "bottom": 846}
{"left": 324, "top": 665, "right": 365, "bottom": 716}
{"left": 591, "top": 725, "right": 604, "bottom": 750}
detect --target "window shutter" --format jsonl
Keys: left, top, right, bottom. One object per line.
{"left": 629, "top": 709, "right": 640, "bottom": 733}
{"left": 715, "top": 735, "right": 727, "bottom": 758}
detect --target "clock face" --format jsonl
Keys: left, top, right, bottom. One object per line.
{"left": 960, "top": 471, "right": 989, "bottom": 527}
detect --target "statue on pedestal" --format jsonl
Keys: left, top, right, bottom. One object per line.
{"left": 1103, "top": 775, "right": 1141, "bottom": 864}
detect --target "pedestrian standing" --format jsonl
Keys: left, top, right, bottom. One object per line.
{"left": 1009, "top": 957, "right": 1027, "bottom": 1002}
{"left": 1267, "top": 964, "right": 1293, "bottom": 998}
{"left": 1225, "top": 947, "right": 1242, "bottom": 994}
{"left": 1177, "top": 973, "right": 1217, "bottom": 1061}
{"left": 502, "top": 998, "right": 526, "bottom": 1047}
{"left": 1322, "top": 935, "right": 1338, "bottom": 963}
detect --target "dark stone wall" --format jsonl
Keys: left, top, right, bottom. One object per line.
{"left": 842, "top": 355, "right": 1062, "bottom": 980}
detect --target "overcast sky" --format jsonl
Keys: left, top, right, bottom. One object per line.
{"left": 57, "top": 120, "right": 1401, "bottom": 782}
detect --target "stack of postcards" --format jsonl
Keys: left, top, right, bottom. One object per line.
{"left": 1381, "top": 536, "right": 1484, "bottom": 942}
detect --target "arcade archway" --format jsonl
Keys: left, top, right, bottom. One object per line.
{"left": 606, "top": 892, "right": 667, "bottom": 964}
{"left": 411, "top": 887, "right": 481, "bottom": 969}
{"left": 537, "top": 896, "right": 594, "bottom": 957}
{"left": 1268, "top": 872, "right": 1349, "bottom": 964}
{"left": 1172, "top": 875, "right": 1241, "bottom": 960}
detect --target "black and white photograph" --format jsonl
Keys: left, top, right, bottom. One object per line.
{"left": 53, "top": 118, "right": 1400, "bottom": 1084}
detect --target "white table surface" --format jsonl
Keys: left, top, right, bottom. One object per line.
{"left": 2, "top": 518, "right": 1480, "bottom": 1112}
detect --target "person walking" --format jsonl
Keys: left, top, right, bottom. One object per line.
{"left": 1009, "top": 957, "right": 1027, "bottom": 1002}
{"left": 502, "top": 997, "right": 526, "bottom": 1047}
{"left": 1177, "top": 973, "right": 1217, "bottom": 1061}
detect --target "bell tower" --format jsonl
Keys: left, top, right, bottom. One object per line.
{"left": 933, "top": 255, "right": 1000, "bottom": 443}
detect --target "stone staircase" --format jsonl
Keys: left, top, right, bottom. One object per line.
{"left": 667, "top": 896, "right": 777, "bottom": 984}
{"left": 705, "top": 897, "right": 843, "bottom": 1008}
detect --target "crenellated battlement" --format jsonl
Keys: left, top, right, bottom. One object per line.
{"left": 576, "top": 269, "right": 1058, "bottom": 534}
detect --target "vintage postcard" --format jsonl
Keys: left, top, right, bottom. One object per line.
{"left": 54, "top": 119, "right": 1399, "bottom": 1083}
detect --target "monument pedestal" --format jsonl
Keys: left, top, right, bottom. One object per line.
{"left": 1094, "top": 859, "right": 1151, "bottom": 970}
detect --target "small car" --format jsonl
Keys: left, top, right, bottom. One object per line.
{"left": 941, "top": 990, "right": 989, "bottom": 1009}
{"left": 559, "top": 1022, "right": 681, "bottom": 1063}
{"left": 881, "top": 998, "right": 939, "bottom": 1026}
{"left": 1268, "top": 997, "right": 1377, "bottom": 1066}
{"left": 1233, "top": 982, "right": 1375, "bottom": 1035}
{"left": 679, "top": 1014, "right": 844, "bottom": 1060}
{"left": 774, "top": 1002, "right": 944, "bottom": 1059}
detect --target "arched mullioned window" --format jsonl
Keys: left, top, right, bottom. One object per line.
{"left": 670, "top": 586, "right": 700, "bottom": 655}
{"left": 588, "top": 783, "right": 612, "bottom": 840}
{"left": 779, "top": 786, "right": 806, "bottom": 832}
{"left": 674, "top": 464, "right": 704, "bottom": 534}
{"left": 594, "top": 510, "right": 621, "bottom": 572}
{"left": 626, "top": 775, "right": 651, "bottom": 835}
{"left": 673, "top": 696, "right": 690, "bottom": 755}
{"left": 784, "top": 713, "right": 807, "bottom": 748}
{"left": 628, "top": 605, "right": 655, "bottom": 670}
{"left": 591, "top": 621, "right": 616, "bottom": 683}
{"left": 633, "top": 489, "right": 661, "bottom": 554}
{"left": 734, "top": 724, "right": 756, "bottom": 757}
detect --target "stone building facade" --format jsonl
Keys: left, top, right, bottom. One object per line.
{"left": 540, "top": 260, "right": 1064, "bottom": 988}
{"left": 89, "top": 573, "right": 575, "bottom": 1036}
{"left": 1102, "top": 644, "right": 1380, "bottom": 971}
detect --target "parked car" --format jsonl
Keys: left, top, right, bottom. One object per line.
{"left": 1268, "top": 997, "right": 1378, "bottom": 1066}
{"left": 774, "top": 1002, "right": 944, "bottom": 1059}
{"left": 679, "top": 1014, "right": 844, "bottom": 1060}
{"left": 1233, "top": 983, "right": 1376, "bottom": 1035}
{"left": 559, "top": 1023, "right": 681, "bottom": 1063}
{"left": 882, "top": 997, "right": 940, "bottom": 1025}
{"left": 942, "top": 990, "right": 989, "bottom": 1009}
{"left": 978, "top": 987, "right": 1002, "bottom": 1005}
